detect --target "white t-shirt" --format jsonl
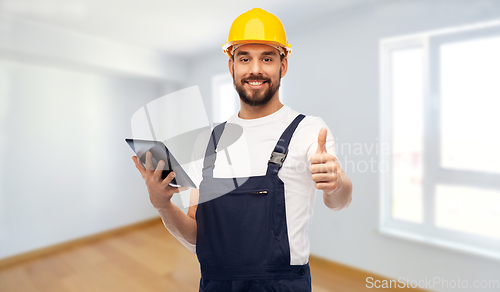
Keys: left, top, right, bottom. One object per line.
{"left": 186, "top": 104, "right": 336, "bottom": 265}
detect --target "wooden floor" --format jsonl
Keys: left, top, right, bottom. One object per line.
{"left": 0, "top": 220, "right": 425, "bottom": 291}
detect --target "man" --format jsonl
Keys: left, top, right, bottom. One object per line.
{"left": 132, "top": 8, "right": 352, "bottom": 292}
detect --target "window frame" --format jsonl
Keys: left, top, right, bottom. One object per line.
{"left": 212, "top": 73, "right": 238, "bottom": 123}
{"left": 379, "top": 21, "right": 500, "bottom": 260}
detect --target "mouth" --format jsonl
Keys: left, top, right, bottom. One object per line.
{"left": 245, "top": 80, "right": 267, "bottom": 89}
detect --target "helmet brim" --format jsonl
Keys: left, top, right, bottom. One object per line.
{"left": 222, "top": 40, "right": 292, "bottom": 58}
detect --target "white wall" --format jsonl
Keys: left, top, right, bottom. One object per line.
{"left": 0, "top": 58, "right": 169, "bottom": 259}
{"left": 0, "top": 15, "right": 187, "bottom": 260}
{"left": 186, "top": 0, "right": 500, "bottom": 291}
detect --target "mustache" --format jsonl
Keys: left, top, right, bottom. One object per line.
{"left": 241, "top": 76, "right": 270, "bottom": 82}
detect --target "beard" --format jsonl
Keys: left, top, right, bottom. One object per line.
{"left": 233, "top": 69, "right": 281, "bottom": 107}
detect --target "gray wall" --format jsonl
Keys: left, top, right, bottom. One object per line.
{"left": 186, "top": 0, "right": 500, "bottom": 291}
{"left": 0, "top": 14, "right": 188, "bottom": 260}
{"left": 0, "top": 58, "right": 167, "bottom": 259}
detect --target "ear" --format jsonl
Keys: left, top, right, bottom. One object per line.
{"left": 280, "top": 56, "right": 288, "bottom": 78}
{"left": 228, "top": 58, "right": 234, "bottom": 77}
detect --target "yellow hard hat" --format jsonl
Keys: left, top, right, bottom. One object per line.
{"left": 222, "top": 8, "right": 292, "bottom": 58}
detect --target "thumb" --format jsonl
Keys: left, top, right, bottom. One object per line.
{"left": 316, "top": 128, "right": 328, "bottom": 154}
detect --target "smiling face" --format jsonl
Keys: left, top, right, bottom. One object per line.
{"left": 229, "top": 44, "right": 288, "bottom": 107}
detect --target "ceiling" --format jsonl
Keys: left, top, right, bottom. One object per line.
{"left": 0, "top": 0, "right": 376, "bottom": 56}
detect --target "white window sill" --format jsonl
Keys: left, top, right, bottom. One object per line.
{"left": 378, "top": 226, "right": 500, "bottom": 262}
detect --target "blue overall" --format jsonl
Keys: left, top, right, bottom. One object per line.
{"left": 195, "top": 114, "right": 311, "bottom": 292}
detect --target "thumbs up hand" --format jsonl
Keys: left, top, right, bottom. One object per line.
{"left": 310, "top": 128, "right": 340, "bottom": 194}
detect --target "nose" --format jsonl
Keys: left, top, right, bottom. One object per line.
{"left": 249, "top": 59, "right": 263, "bottom": 75}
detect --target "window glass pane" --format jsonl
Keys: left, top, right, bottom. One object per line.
{"left": 219, "top": 82, "right": 237, "bottom": 122}
{"left": 391, "top": 48, "right": 424, "bottom": 223}
{"left": 440, "top": 36, "right": 500, "bottom": 173}
{"left": 212, "top": 74, "right": 238, "bottom": 123}
{"left": 435, "top": 184, "right": 500, "bottom": 239}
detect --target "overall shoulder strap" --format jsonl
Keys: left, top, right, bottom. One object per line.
{"left": 266, "top": 114, "right": 306, "bottom": 176}
{"left": 202, "top": 122, "right": 227, "bottom": 178}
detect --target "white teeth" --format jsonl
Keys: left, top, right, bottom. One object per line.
{"left": 248, "top": 81, "right": 263, "bottom": 86}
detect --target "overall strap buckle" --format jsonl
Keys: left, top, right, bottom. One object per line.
{"left": 265, "top": 114, "right": 305, "bottom": 176}
{"left": 268, "top": 148, "right": 288, "bottom": 168}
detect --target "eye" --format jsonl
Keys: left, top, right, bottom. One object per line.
{"left": 240, "top": 58, "right": 249, "bottom": 62}
{"left": 263, "top": 57, "right": 272, "bottom": 62}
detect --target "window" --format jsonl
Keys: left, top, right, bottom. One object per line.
{"left": 380, "top": 20, "right": 500, "bottom": 259}
{"left": 212, "top": 74, "right": 238, "bottom": 123}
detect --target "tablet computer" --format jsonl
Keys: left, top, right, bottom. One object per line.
{"left": 126, "top": 138, "right": 196, "bottom": 189}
